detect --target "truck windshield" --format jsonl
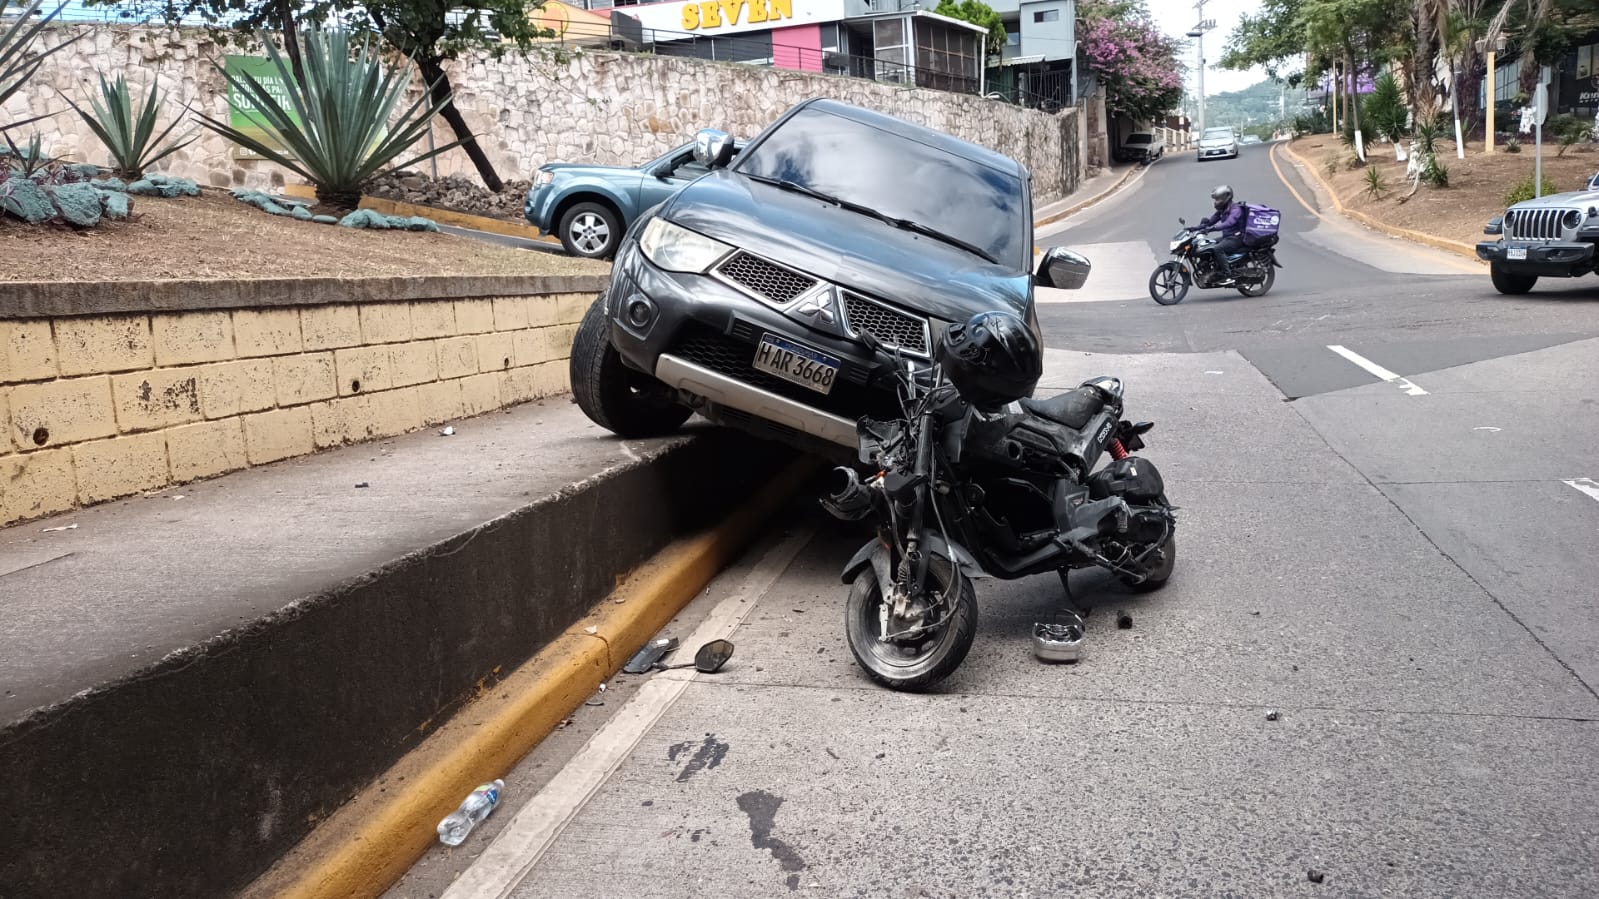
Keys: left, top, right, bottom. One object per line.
{"left": 734, "top": 107, "right": 1028, "bottom": 270}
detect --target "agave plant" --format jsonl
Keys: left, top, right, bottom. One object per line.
{"left": 1413, "top": 118, "right": 1445, "bottom": 157}
{"left": 195, "top": 28, "right": 462, "bottom": 210}
{"left": 1, "top": 0, "right": 78, "bottom": 112}
{"left": 63, "top": 73, "right": 197, "bottom": 179}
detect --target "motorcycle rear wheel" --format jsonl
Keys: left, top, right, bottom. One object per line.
{"left": 1236, "top": 264, "right": 1276, "bottom": 298}
{"left": 1121, "top": 534, "right": 1177, "bottom": 593}
{"left": 846, "top": 557, "right": 977, "bottom": 692}
{"left": 1149, "top": 263, "right": 1190, "bottom": 305}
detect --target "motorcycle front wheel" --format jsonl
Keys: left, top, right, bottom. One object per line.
{"left": 1237, "top": 264, "right": 1276, "bottom": 298}
{"left": 846, "top": 557, "right": 977, "bottom": 692}
{"left": 1149, "top": 263, "right": 1190, "bottom": 305}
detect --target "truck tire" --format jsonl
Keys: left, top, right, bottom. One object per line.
{"left": 570, "top": 295, "right": 692, "bottom": 438}
{"left": 1490, "top": 264, "right": 1538, "bottom": 295}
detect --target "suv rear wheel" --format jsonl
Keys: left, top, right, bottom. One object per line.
{"left": 570, "top": 296, "right": 692, "bottom": 438}
{"left": 1490, "top": 264, "right": 1538, "bottom": 295}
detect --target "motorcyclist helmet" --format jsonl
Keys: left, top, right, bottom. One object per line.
{"left": 1211, "top": 184, "right": 1234, "bottom": 211}
{"left": 938, "top": 310, "right": 1043, "bottom": 413}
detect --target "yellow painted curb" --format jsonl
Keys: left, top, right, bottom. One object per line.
{"left": 281, "top": 184, "right": 561, "bottom": 245}
{"left": 1280, "top": 140, "right": 1483, "bottom": 263}
{"left": 257, "top": 454, "right": 821, "bottom": 899}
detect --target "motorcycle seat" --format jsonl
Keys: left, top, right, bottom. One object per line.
{"left": 1020, "top": 386, "right": 1104, "bottom": 430}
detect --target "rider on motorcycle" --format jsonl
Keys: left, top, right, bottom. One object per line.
{"left": 1196, "top": 184, "right": 1244, "bottom": 284}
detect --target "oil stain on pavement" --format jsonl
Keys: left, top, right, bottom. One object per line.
{"left": 736, "top": 789, "right": 808, "bottom": 891}
{"left": 668, "top": 734, "right": 728, "bottom": 782}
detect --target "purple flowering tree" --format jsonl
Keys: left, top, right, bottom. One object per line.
{"left": 1078, "top": 0, "right": 1185, "bottom": 123}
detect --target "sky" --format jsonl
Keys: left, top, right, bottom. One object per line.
{"left": 1146, "top": 0, "right": 1277, "bottom": 96}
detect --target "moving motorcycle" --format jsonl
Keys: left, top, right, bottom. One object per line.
{"left": 1148, "top": 217, "right": 1280, "bottom": 305}
{"left": 821, "top": 301, "right": 1178, "bottom": 692}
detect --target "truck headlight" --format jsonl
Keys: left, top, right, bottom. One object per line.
{"left": 639, "top": 218, "right": 733, "bottom": 273}
{"left": 535, "top": 171, "right": 555, "bottom": 186}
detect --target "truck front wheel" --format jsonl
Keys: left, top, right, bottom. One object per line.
{"left": 1490, "top": 264, "right": 1538, "bottom": 295}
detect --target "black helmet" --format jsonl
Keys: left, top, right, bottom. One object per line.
{"left": 1211, "top": 184, "right": 1233, "bottom": 210}
{"left": 938, "top": 310, "right": 1042, "bottom": 412}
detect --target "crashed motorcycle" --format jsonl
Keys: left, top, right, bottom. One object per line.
{"left": 821, "top": 307, "right": 1178, "bottom": 692}
{"left": 1148, "top": 218, "right": 1280, "bottom": 305}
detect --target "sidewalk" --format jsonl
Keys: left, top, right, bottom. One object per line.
{"left": 0, "top": 400, "right": 794, "bottom": 898}
{"left": 1034, "top": 161, "right": 1142, "bottom": 229}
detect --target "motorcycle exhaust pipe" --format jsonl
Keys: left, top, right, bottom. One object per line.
{"left": 820, "top": 467, "right": 874, "bottom": 521}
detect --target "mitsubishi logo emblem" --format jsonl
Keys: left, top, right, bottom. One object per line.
{"left": 794, "top": 294, "right": 837, "bottom": 326}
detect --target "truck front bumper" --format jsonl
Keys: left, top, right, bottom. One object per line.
{"left": 1475, "top": 240, "right": 1596, "bottom": 277}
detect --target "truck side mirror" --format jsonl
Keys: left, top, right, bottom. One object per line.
{"left": 1484, "top": 216, "right": 1503, "bottom": 236}
{"left": 1035, "top": 246, "right": 1091, "bottom": 290}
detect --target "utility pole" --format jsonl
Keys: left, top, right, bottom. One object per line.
{"left": 1187, "top": 1, "right": 1215, "bottom": 136}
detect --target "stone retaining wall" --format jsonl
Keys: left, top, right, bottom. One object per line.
{"left": 0, "top": 279, "right": 606, "bottom": 528}
{"left": 13, "top": 25, "right": 1083, "bottom": 203}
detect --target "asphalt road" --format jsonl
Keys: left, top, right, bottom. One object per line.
{"left": 1035, "top": 142, "right": 1599, "bottom": 399}
{"left": 380, "top": 143, "right": 1599, "bottom": 899}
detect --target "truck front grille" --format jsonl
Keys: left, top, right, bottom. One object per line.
{"left": 1505, "top": 208, "right": 1577, "bottom": 241}
{"left": 716, "top": 252, "right": 817, "bottom": 305}
{"left": 840, "top": 293, "right": 930, "bottom": 358}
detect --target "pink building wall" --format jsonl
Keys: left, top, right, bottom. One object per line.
{"left": 771, "top": 23, "right": 823, "bottom": 72}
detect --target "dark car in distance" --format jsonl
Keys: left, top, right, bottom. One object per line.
{"left": 567, "top": 98, "right": 1090, "bottom": 454}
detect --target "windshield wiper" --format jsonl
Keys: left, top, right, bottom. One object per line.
{"left": 747, "top": 174, "right": 1000, "bottom": 265}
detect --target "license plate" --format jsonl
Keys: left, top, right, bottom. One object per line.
{"left": 753, "top": 334, "right": 839, "bottom": 395}
{"left": 1507, "top": 247, "right": 1528, "bottom": 260}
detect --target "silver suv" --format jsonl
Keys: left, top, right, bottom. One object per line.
{"left": 1477, "top": 188, "right": 1599, "bottom": 294}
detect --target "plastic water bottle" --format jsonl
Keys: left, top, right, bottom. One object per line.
{"left": 437, "top": 779, "right": 505, "bottom": 846}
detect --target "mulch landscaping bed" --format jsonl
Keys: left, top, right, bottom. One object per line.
{"left": 1, "top": 188, "right": 607, "bottom": 282}
{"left": 1291, "top": 134, "right": 1599, "bottom": 248}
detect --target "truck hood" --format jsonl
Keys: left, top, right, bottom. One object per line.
{"left": 1509, "top": 190, "right": 1599, "bottom": 210}
{"left": 659, "top": 171, "right": 1033, "bottom": 322}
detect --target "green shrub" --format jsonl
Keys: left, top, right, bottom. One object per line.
{"left": 1504, "top": 172, "right": 1559, "bottom": 206}
{"left": 1294, "top": 110, "right": 1331, "bottom": 135}
{"left": 1505, "top": 137, "right": 1521, "bottom": 153}
{"left": 1548, "top": 114, "right": 1594, "bottom": 157}
{"left": 195, "top": 28, "right": 460, "bottom": 210}
{"left": 1421, "top": 156, "right": 1449, "bottom": 188}
{"left": 1363, "top": 166, "right": 1388, "bottom": 199}
{"left": 1413, "top": 118, "right": 1445, "bottom": 156}
{"left": 64, "top": 73, "right": 197, "bottom": 180}
{"left": 1363, "top": 73, "right": 1408, "bottom": 143}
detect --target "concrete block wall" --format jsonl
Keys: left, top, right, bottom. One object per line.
{"left": 1, "top": 289, "right": 598, "bottom": 528}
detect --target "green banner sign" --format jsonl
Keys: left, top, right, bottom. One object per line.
{"left": 224, "top": 55, "right": 299, "bottom": 159}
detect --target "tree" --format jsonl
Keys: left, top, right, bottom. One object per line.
{"left": 1300, "top": 0, "right": 1411, "bottom": 144}
{"left": 1076, "top": 0, "right": 1184, "bottom": 124}
{"left": 934, "top": 0, "right": 1005, "bottom": 58}
{"left": 1219, "top": 0, "right": 1310, "bottom": 83}
{"left": 351, "top": 0, "right": 554, "bottom": 192}
{"left": 111, "top": 0, "right": 554, "bottom": 191}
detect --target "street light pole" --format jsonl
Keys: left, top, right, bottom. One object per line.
{"left": 1186, "top": 3, "right": 1215, "bottom": 137}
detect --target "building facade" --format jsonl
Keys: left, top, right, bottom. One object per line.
{"left": 984, "top": 0, "right": 1076, "bottom": 111}
{"left": 575, "top": 0, "right": 990, "bottom": 95}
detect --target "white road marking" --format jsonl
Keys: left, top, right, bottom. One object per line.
{"left": 1564, "top": 479, "right": 1599, "bottom": 503}
{"left": 1326, "top": 345, "right": 1429, "bottom": 396}
{"left": 439, "top": 529, "right": 816, "bottom": 899}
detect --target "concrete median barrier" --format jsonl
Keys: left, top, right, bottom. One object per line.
{"left": 0, "top": 401, "right": 803, "bottom": 898}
